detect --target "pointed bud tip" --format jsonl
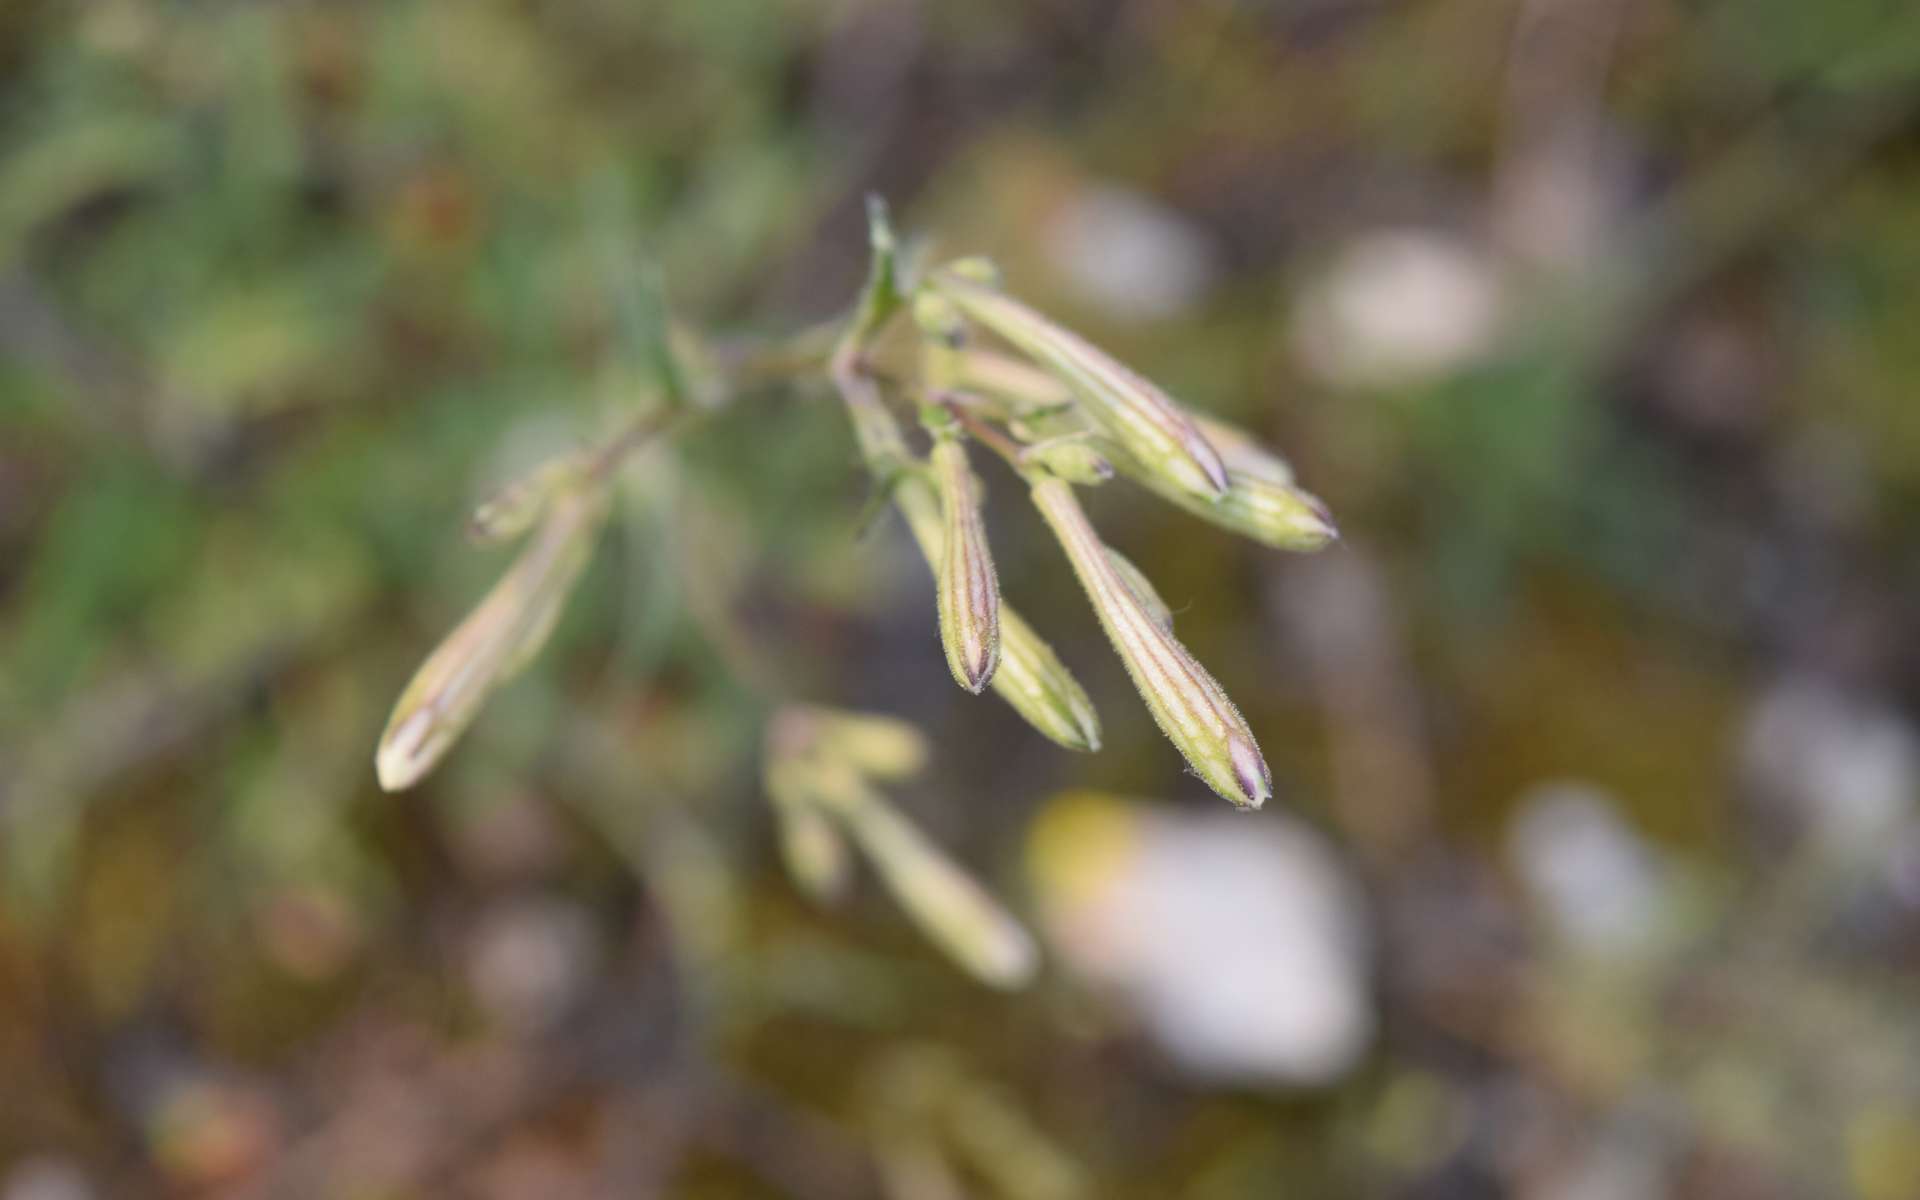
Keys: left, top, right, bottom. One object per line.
{"left": 1051, "top": 700, "right": 1102, "bottom": 752}
{"left": 374, "top": 743, "right": 420, "bottom": 793}
{"left": 1193, "top": 437, "right": 1230, "bottom": 498}
{"left": 374, "top": 706, "right": 440, "bottom": 792}
{"left": 983, "top": 932, "right": 1041, "bottom": 990}
{"left": 1304, "top": 493, "right": 1340, "bottom": 544}
{"left": 1227, "top": 734, "right": 1271, "bottom": 810}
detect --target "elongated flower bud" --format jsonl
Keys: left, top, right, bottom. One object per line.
{"left": 801, "top": 707, "right": 930, "bottom": 781}
{"left": 931, "top": 437, "right": 1000, "bottom": 693}
{"left": 893, "top": 471, "right": 1101, "bottom": 750}
{"left": 842, "top": 793, "right": 1039, "bottom": 989}
{"left": 467, "top": 455, "right": 584, "bottom": 544}
{"left": 377, "top": 486, "right": 608, "bottom": 792}
{"left": 779, "top": 801, "right": 849, "bottom": 903}
{"left": 978, "top": 375, "right": 1325, "bottom": 547}
{"left": 1105, "top": 548, "right": 1174, "bottom": 632}
{"left": 956, "top": 348, "right": 1073, "bottom": 414}
{"left": 931, "top": 272, "right": 1228, "bottom": 504}
{"left": 1030, "top": 477, "right": 1270, "bottom": 809}
{"left": 1209, "top": 473, "right": 1336, "bottom": 550}
{"left": 1188, "top": 413, "right": 1296, "bottom": 486}
{"left": 1005, "top": 380, "right": 1297, "bottom": 488}
{"left": 766, "top": 760, "right": 853, "bottom": 903}
{"left": 1110, "top": 443, "right": 1338, "bottom": 551}
{"left": 993, "top": 608, "right": 1104, "bottom": 752}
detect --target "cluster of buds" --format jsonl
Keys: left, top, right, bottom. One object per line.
{"left": 764, "top": 706, "right": 1038, "bottom": 989}
{"left": 833, "top": 201, "right": 1335, "bottom": 811}
{"left": 372, "top": 197, "right": 1338, "bottom": 984}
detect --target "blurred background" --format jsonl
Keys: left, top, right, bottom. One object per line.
{"left": 5, "top": 0, "right": 1920, "bottom": 1196}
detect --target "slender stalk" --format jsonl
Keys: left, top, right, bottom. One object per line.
{"left": 586, "top": 408, "right": 681, "bottom": 482}
{"left": 944, "top": 401, "right": 1026, "bottom": 470}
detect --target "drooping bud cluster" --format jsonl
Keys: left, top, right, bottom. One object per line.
{"left": 374, "top": 197, "right": 1343, "bottom": 989}
{"left": 763, "top": 706, "right": 1039, "bottom": 988}
{"left": 813, "top": 203, "right": 1335, "bottom": 809}
{"left": 931, "top": 271, "right": 1231, "bottom": 505}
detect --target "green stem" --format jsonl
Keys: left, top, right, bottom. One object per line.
{"left": 944, "top": 402, "right": 1028, "bottom": 474}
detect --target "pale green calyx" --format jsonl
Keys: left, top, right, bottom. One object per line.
{"left": 1020, "top": 435, "right": 1113, "bottom": 486}
{"left": 891, "top": 467, "right": 1101, "bottom": 751}
{"left": 839, "top": 785, "right": 1039, "bottom": 989}
{"left": 766, "top": 758, "right": 854, "bottom": 904}
{"left": 1029, "top": 476, "right": 1271, "bottom": 809}
{"left": 1109, "top": 441, "right": 1339, "bottom": 551}
{"left": 930, "top": 436, "right": 1001, "bottom": 693}
{"left": 763, "top": 708, "right": 1039, "bottom": 988}
{"left": 991, "top": 607, "right": 1104, "bottom": 753}
{"left": 467, "top": 454, "right": 586, "bottom": 544}
{"left": 1187, "top": 412, "right": 1296, "bottom": 485}
{"left": 930, "top": 271, "right": 1229, "bottom": 505}
{"left": 377, "top": 484, "right": 609, "bottom": 792}
{"left": 1105, "top": 547, "right": 1174, "bottom": 633}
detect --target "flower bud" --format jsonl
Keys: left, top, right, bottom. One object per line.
{"left": 893, "top": 473, "right": 1100, "bottom": 750}
{"left": 843, "top": 794, "right": 1039, "bottom": 989}
{"left": 956, "top": 348, "right": 1073, "bottom": 414}
{"left": 993, "top": 609, "right": 1104, "bottom": 753}
{"left": 1029, "top": 477, "right": 1271, "bottom": 809}
{"left": 765, "top": 760, "right": 853, "bottom": 903}
{"left": 941, "top": 256, "right": 1002, "bottom": 288}
{"left": 931, "top": 438, "right": 1001, "bottom": 693}
{"left": 1210, "top": 474, "right": 1337, "bottom": 550}
{"left": 1133, "top": 458, "right": 1337, "bottom": 551}
{"left": 803, "top": 707, "right": 930, "bottom": 781}
{"left": 1105, "top": 548, "right": 1173, "bottom": 632}
{"left": 1188, "top": 413, "right": 1296, "bottom": 485}
{"left": 911, "top": 291, "right": 967, "bottom": 347}
{"left": 1020, "top": 436, "right": 1113, "bottom": 486}
{"left": 932, "top": 272, "right": 1228, "bottom": 504}
{"left": 467, "top": 456, "right": 584, "bottom": 544}
{"left": 377, "top": 486, "right": 608, "bottom": 792}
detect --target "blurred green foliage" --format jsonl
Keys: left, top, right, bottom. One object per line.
{"left": 5, "top": 0, "right": 1920, "bottom": 1196}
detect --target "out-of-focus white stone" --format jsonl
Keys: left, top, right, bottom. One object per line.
{"left": 1508, "top": 781, "right": 1664, "bottom": 958}
{"left": 1742, "top": 679, "right": 1920, "bottom": 855}
{"left": 1029, "top": 794, "right": 1373, "bottom": 1086}
{"left": 1045, "top": 186, "right": 1220, "bottom": 323}
{"left": 1292, "top": 230, "right": 1502, "bottom": 389}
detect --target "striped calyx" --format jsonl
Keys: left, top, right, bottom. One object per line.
{"left": 931, "top": 272, "right": 1229, "bottom": 505}
{"left": 1029, "top": 477, "right": 1271, "bottom": 809}
{"left": 931, "top": 436, "right": 1001, "bottom": 693}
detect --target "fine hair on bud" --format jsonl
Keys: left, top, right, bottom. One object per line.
{"left": 1029, "top": 477, "right": 1271, "bottom": 809}
{"left": 930, "top": 272, "right": 1229, "bottom": 504}
{"left": 888, "top": 469, "right": 1102, "bottom": 750}
{"left": 932, "top": 436, "right": 1001, "bottom": 693}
